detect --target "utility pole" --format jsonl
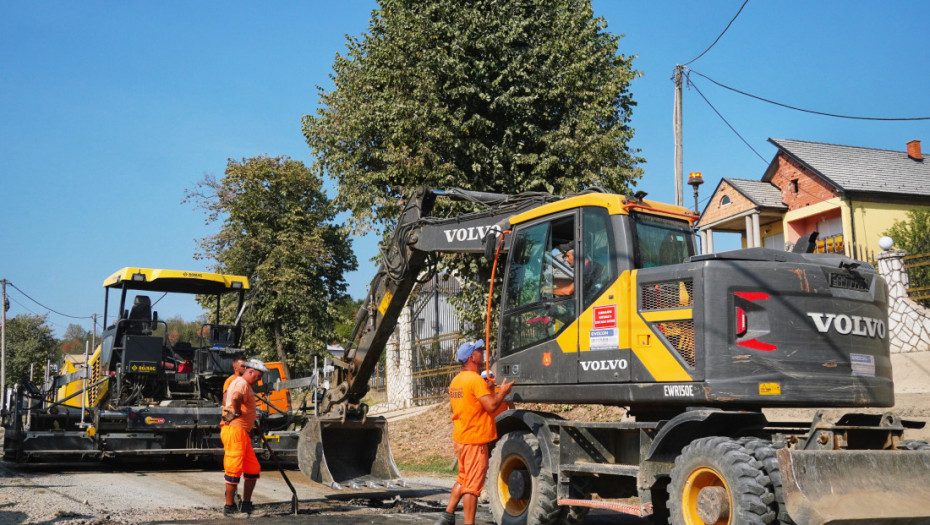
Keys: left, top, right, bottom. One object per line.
{"left": 673, "top": 65, "right": 684, "bottom": 208}
{"left": 91, "top": 313, "right": 97, "bottom": 353}
{"left": 2, "top": 279, "right": 8, "bottom": 411}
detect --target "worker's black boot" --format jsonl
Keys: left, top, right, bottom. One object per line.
{"left": 433, "top": 511, "right": 455, "bottom": 525}
{"left": 223, "top": 504, "right": 247, "bottom": 518}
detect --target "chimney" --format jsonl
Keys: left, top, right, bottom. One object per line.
{"left": 907, "top": 139, "right": 922, "bottom": 160}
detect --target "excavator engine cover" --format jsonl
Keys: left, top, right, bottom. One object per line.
{"left": 777, "top": 448, "right": 930, "bottom": 524}
{"left": 296, "top": 416, "right": 401, "bottom": 486}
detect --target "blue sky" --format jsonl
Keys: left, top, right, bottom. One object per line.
{"left": 2, "top": 1, "right": 928, "bottom": 338}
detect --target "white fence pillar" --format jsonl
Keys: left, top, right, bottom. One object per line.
{"left": 386, "top": 304, "right": 414, "bottom": 409}
{"left": 876, "top": 249, "right": 930, "bottom": 353}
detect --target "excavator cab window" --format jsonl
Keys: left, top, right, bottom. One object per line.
{"left": 631, "top": 213, "right": 695, "bottom": 268}
{"left": 580, "top": 207, "right": 616, "bottom": 309}
{"left": 500, "top": 215, "right": 576, "bottom": 356}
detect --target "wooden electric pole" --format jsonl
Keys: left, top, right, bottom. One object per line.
{"left": 2, "top": 279, "right": 7, "bottom": 410}
{"left": 673, "top": 65, "right": 684, "bottom": 208}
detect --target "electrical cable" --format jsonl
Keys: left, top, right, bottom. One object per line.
{"left": 684, "top": 70, "right": 769, "bottom": 163}
{"left": 7, "top": 282, "right": 93, "bottom": 320}
{"left": 683, "top": 0, "right": 750, "bottom": 66}
{"left": 688, "top": 69, "right": 930, "bottom": 121}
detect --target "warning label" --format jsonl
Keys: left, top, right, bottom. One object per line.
{"left": 593, "top": 305, "right": 617, "bottom": 329}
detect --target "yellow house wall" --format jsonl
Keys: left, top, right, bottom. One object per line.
{"left": 847, "top": 201, "right": 930, "bottom": 254}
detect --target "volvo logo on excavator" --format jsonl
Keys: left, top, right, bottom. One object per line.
{"left": 808, "top": 312, "right": 886, "bottom": 338}
{"left": 579, "top": 359, "right": 628, "bottom": 371}
{"left": 442, "top": 225, "right": 502, "bottom": 243}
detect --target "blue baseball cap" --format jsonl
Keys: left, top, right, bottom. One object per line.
{"left": 456, "top": 339, "right": 485, "bottom": 363}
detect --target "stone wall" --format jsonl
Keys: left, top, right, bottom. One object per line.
{"left": 383, "top": 305, "right": 414, "bottom": 411}
{"left": 876, "top": 249, "right": 930, "bottom": 353}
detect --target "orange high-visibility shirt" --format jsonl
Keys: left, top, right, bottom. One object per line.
{"left": 224, "top": 376, "right": 256, "bottom": 431}
{"left": 449, "top": 370, "right": 496, "bottom": 445}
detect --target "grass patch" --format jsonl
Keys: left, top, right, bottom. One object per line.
{"left": 361, "top": 390, "right": 387, "bottom": 407}
{"left": 396, "top": 455, "right": 457, "bottom": 475}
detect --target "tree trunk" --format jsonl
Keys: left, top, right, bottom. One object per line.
{"left": 273, "top": 321, "right": 292, "bottom": 379}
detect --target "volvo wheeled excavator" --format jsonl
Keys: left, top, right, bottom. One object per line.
{"left": 295, "top": 186, "right": 930, "bottom": 525}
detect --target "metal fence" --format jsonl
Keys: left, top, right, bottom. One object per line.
{"left": 904, "top": 252, "right": 930, "bottom": 302}
{"left": 411, "top": 333, "right": 463, "bottom": 404}
{"left": 407, "top": 275, "right": 471, "bottom": 405}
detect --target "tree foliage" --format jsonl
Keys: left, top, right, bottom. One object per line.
{"left": 303, "top": 0, "right": 643, "bottom": 336}
{"left": 4, "top": 314, "right": 57, "bottom": 386}
{"left": 884, "top": 208, "right": 930, "bottom": 307}
{"left": 303, "top": 0, "right": 643, "bottom": 237}
{"left": 59, "top": 323, "right": 93, "bottom": 355}
{"left": 185, "top": 155, "right": 358, "bottom": 372}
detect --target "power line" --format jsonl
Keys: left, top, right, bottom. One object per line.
{"left": 688, "top": 68, "right": 930, "bottom": 121}
{"left": 7, "top": 282, "right": 93, "bottom": 320}
{"left": 683, "top": 0, "right": 750, "bottom": 66}
{"left": 684, "top": 70, "right": 768, "bottom": 164}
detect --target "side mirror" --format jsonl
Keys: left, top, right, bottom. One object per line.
{"left": 483, "top": 232, "right": 498, "bottom": 261}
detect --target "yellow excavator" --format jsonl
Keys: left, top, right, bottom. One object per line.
{"left": 295, "top": 186, "right": 930, "bottom": 525}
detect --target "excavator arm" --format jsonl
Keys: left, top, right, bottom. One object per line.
{"left": 319, "top": 186, "right": 555, "bottom": 419}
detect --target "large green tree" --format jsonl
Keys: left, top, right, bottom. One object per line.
{"left": 185, "top": 155, "right": 358, "bottom": 373}
{"left": 303, "top": 0, "right": 643, "bottom": 236}
{"left": 303, "top": 0, "right": 643, "bottom": 335}
{"left": 884, "top": 208, "right": 930, "bottom": 307}
{"left": 4, "top": 314, "right": 57, "bottom": 386}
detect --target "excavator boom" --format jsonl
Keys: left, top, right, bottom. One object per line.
{"left": 301, "top": 186, "right": 555, "bottom": 485}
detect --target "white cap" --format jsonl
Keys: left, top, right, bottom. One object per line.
{"left": 242, "top": 359, "right": 269, "bottom": 373}
{"left": 480, "top": 370, "right": 494, "bottom": 379}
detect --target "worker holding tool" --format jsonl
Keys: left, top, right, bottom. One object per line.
{"left": 481, "top": 369, "right": 514, "bottom": 419}
{"left": 434, "top": 339, "right": 513, "bottom": 525}
{"left": 221, "top": 358, "right": 269, "bottom": 517}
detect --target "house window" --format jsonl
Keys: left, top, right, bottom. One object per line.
{"left": 720, "top": 195, "right": 731, "bottom": 206}
{"left": 790, "top": 180, "right": 799, "bottom": 193}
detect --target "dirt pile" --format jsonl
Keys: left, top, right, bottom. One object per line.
{"left": 389, "top": 402, "right": 627, "bottom": 470}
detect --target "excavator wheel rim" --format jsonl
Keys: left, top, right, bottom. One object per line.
{"left": 682, "top": 466, "right": 731, "bottom": 525}
{"left": 498, "top": 454, "right": 530, "bottom": 515}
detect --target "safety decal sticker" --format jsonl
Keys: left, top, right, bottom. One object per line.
{"left": 850, "top": 353, "right": 875, "bottom": 377}
{"left": 593, "top": 304, "right": 617, "bottom": 329}
{"left": 759, "top": 383, "right": 781, "bottom": 396}
{"left": 589, "top": 328, "right": 619, "bottom": 350}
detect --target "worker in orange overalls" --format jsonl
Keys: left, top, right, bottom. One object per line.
{"left": 221, "top": 358, "right": 268, "bottom": 517}
{"left": 434, "top": 340, "right": 513, "bottom": 525}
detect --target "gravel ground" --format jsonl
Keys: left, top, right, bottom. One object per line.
{"left": 0, "top": 456, "right": 456, "bottom": 525}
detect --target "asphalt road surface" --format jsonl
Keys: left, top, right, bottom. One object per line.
{"left": 1, "top": 459, "right": 651, "bottom": 525}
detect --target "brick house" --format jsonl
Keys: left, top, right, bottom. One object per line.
{"left": 696, "top": 139, "right": 930, "bottom": 259}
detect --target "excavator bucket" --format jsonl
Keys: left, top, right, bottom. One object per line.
{"left": 777, "top": 448, "right": 930, "bottom": 525}
{"left": 296, "top": 416, "right": 401, "bottom": 488}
